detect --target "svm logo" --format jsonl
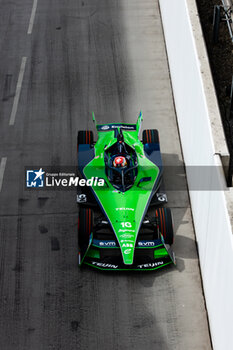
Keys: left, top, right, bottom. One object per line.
{"left": 26, "top": 168, "right": 45, "bottom": 188}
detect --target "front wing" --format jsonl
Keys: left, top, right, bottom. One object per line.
{"left": 79, "top": 237, "right": 176, "bottom": 271}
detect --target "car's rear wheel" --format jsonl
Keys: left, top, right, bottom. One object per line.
{"left": 155, "top": 207, "right": 174, "bottom": 245}
{"left": 142, "top": 129, "right": 159, "bottom": 144}
{"left": 77, "top": 130, "right": 93, "bottom": 147}
{"left": 78, "top": 207, "right": 93, "bottom": 247}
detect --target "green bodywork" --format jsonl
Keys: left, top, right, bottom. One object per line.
{"left": 82, "top": 113, "right": 163, "bottom": 266}
{"left": 84, "top": 244, "right": 173, "bottom": 271}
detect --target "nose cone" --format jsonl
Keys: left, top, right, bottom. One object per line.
{"left": 112, "top": 219, "right": 137, "bottom": 265}
{"left": 120, "top": 244, "right": 135, "bottom": 265}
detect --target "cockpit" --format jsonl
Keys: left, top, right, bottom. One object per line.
{"left": 104, "top": 130, "right": 138, "bottom": 192}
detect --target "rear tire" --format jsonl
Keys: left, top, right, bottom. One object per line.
{"left": 78, "top": 207, "right": 93, "bottom": 247}
{"left": 77, "top": 130, "right": 93, "bottom": 145}
{"left": 155, "top": 207, "right": 174, "bottom": 245}
{"left": 142, "top": 129, "right": 159, "bottom": 144}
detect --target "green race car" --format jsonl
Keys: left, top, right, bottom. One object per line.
{"left": 77, "top": 112, "right": 176, "bottom": 271}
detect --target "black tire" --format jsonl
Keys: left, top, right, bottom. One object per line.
{"left": 155, "top": 207, "right": 174, "bottom": 245}
{"left": 78, "top": 207, "right": 93, "bottom": 247}
{"left": 142, "top": 129, "right": 159, "bottom": 144}
{"left": 77, "top": 130, "right": 93, "bottom": 145}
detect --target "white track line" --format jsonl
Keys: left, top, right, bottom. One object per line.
{"left": 27, "top": 0, "right": 38, "bottom": 35}
{"left": 9, "top": 57, "right": 27, "bottom": 126}
{"left": 0, "top": 158, "right": 7, "bottom": 192}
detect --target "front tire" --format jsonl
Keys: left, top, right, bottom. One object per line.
{"left": 155, "top": 207, "right": 174, "bottom": 245}
{"left": 78, "top": 207, "right": 93, "bottom": 247}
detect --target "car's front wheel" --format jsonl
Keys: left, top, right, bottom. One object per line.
{"left": 78, "top": 207, "right": 93, "bottom": 249}
{"left": 155, "top": 207, "right": 174, "bottom": 245}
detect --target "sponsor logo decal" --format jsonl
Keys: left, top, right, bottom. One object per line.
{"left": 123, "top": 249, "right": 132, "bottom": 255}
{"left": 138, "top": 241, "right": 156, "bottom": 247}
{"left": 122, "top": 243, "right": 133, "bottom": 248}
{"left": 119, "top": 125, "right": 135, "bottom": 130}
{"left": 137, "top": 261, "right": 164, "bottom": 269}
{"left": 99, "top": 241, "right": 116, "bottom": 247}
{"left": 92, "top": 262, "right": 118, "bottom": 269}
{"left": 77, "top": 194, "right": 87, "bottom": 203}
{"left": 99, "top": 124, "right": 136, "bottom": 131}
{"left": 156, "top": 193, "right": 167, "bottom": 202}
{"left": 116, "top": 208, "right": 135, "bottom": 211}
{"left": 118, "top": 229, "right": 135, "bottom": 233}
{"left": 120, "top": 234, "right": 134, "bottom": 238}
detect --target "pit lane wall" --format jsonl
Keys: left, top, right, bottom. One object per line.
{"left": 159, "top": 0, "right": 233, "bottom": 349}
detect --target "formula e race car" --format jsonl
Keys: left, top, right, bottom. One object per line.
{"left": 77, "top": 112, "right": 175, "bottom": 271}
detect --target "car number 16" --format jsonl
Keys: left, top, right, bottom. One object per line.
{"left": 120, "top": 222, "right": 132, "bottom": 228}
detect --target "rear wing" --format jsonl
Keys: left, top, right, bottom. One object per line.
{"left": 92, "top": 111, "right": 143, "bottom": 136}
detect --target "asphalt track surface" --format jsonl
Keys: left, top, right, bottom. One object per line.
{"left": 0, "top": 1, "right": 212, "bottom": 349}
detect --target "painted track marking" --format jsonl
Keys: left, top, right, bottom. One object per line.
{"left": 27, "top": 0, "right": 38, "bottom": 34}
{"left": 0, "top": 158, "right": 7, "bottom": 192}
{"left": 9, "top": 57, "right": 27, "bottom": 126}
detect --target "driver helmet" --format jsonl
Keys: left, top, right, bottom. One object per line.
{"left": 113, "top": 156, "right": 127, "bottom": 168}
